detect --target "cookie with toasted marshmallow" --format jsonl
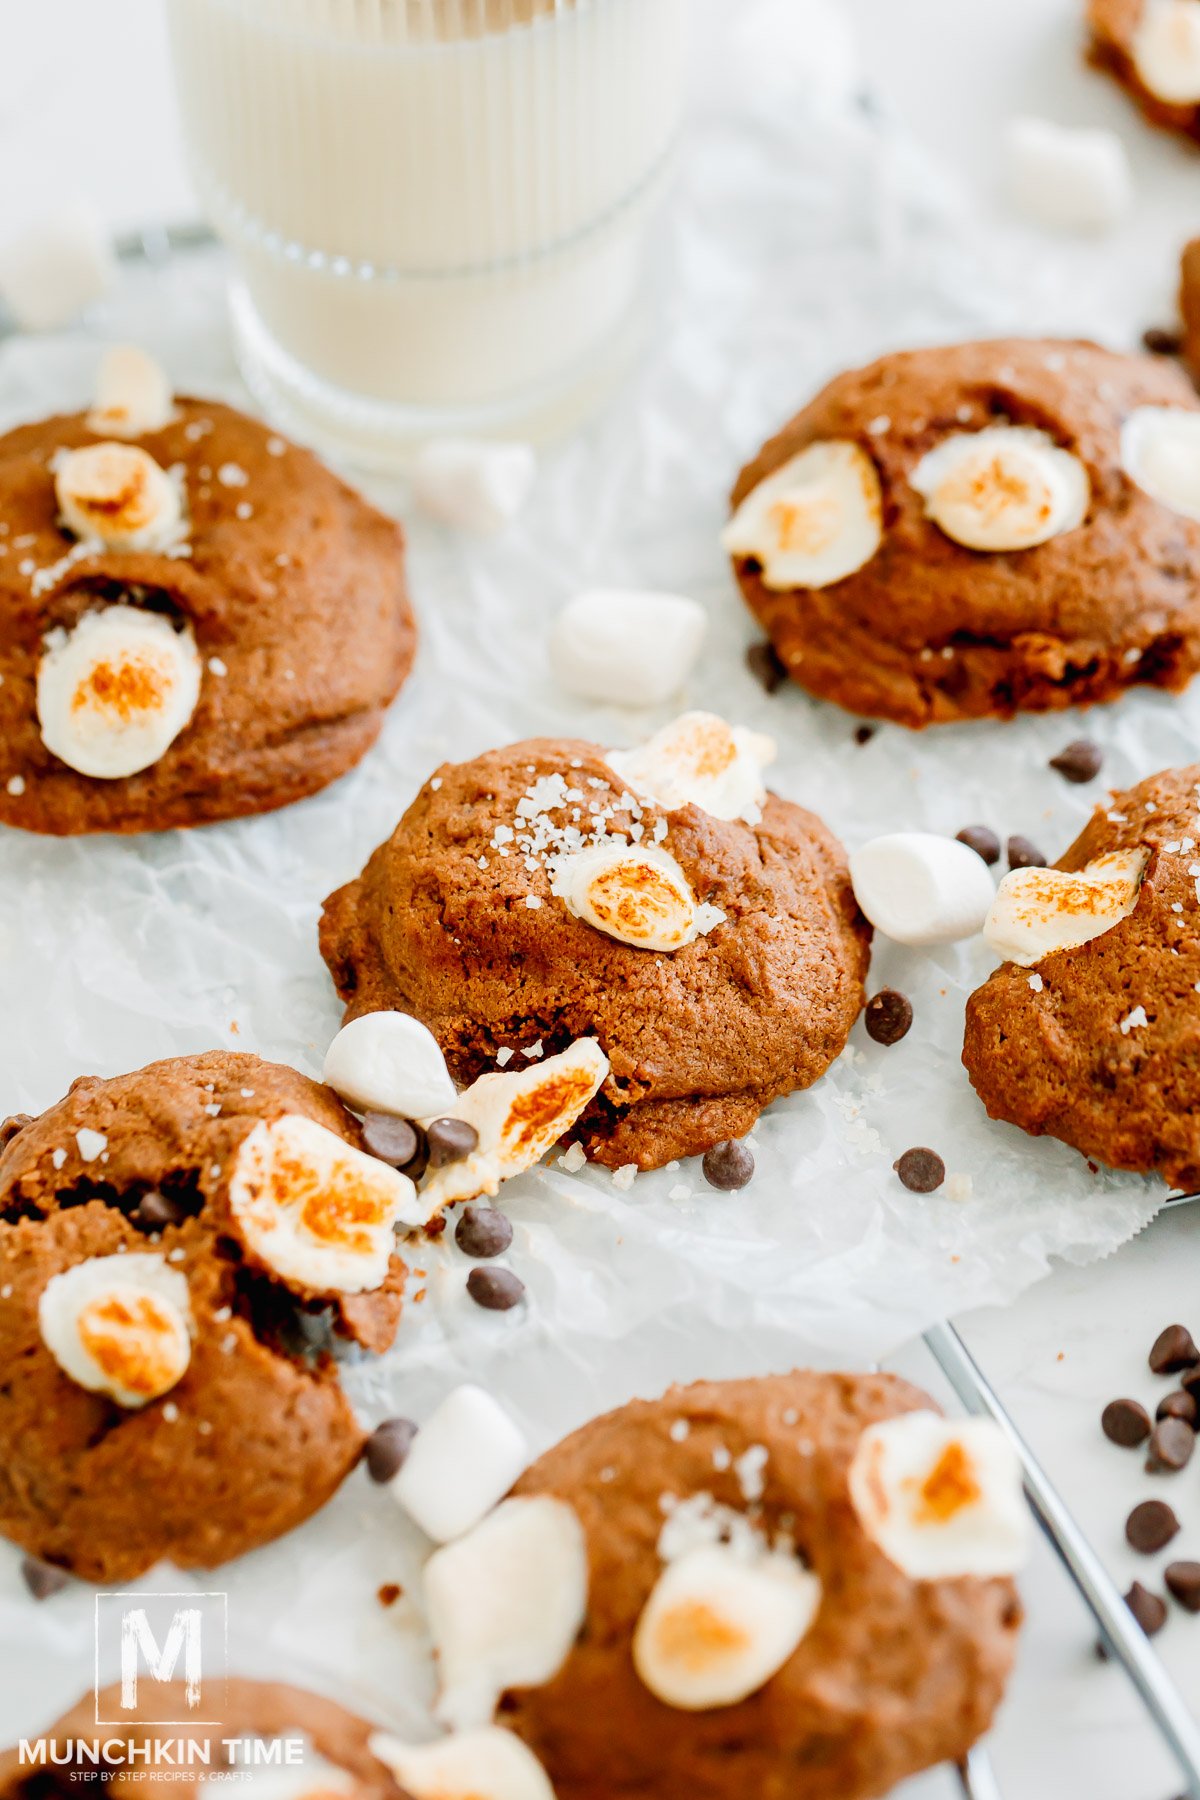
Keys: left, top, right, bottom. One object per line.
{"left": 443, "top": 1371, "right": 1022, "bottom": 1800}
{"left": 1087, "top": 0, "right": 1200, "bottom": 145}
{"left": 0, "top": 346, "right": 415, "bottom": 834}
{"left": 0, "top": 1049, "right": 421, "bottom": 1583}
{"left": 965, "top": 764, "right": 1200, "bottom": 1187}
{"left": 320, "top": 723, "right": 870, "bottom": 1172}
{"left": 727, "top": 338, "right": 1200, "bottom": 726}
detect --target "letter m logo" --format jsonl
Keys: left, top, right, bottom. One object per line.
{"left": 120, "top": 1607, "right": 202, "bottom": 1710}
{"left": 95, "top": 1592, "right": 228, "bottom": 1726}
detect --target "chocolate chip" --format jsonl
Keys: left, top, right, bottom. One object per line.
{"left": 1125, "top": 1580, "right": 1168, "bottom": 1637}
{"left": 363, "top": 1417, "right": 418, "bottom": 1483}
{"left": 955, "top": 825, "right": 1001, "bottom": 866}
{"left": 864, "top": 989, "right": 913, "bottom": 1046}
{"left": 1158, "top": 1390, "right": 1198, "bottom": 1427}
{"left": 133, "top": 1189, "right": 184, "bottom": 1229}
{"left": 1143, "top": 326, "right": 1184, "bottom": 357}
{"left": 466, "top": 1267, "right": 526, "bottom": 1311}
{"left": 1165, "top": 1561, "right": 1200, "bottom": 1611}
{"left": 1150, "top": 1324, "right": 1199, "bottom": 1374}
{"left": 745, "top": 641, "right": 787, "bottom": 694}
{"left": 1049, "top": 739, "right": 1103, "bottom": 784}
{"left": 893, "top": 1147, "right": 945, "bottom": 1193}
{"left": 1007, "top": 835, "right": 1047, "bottom": 871}
{"left": 1102, "top": 1397, "right": 1152, "bottom": 1447}
{"left": 1147, "top": 1417, "right": 1194, "bottom": 1472}
{"left": 701, "top": 1139, "right": 755, "bottom": 1191}
{"left": 20, "top": 1557, "right": 69, "bottom": 1601}
{"left": 361, "top": 1113, "right": 420, "bottom": 1169}
{"left": 455, "top": 1203, "right": 513, "bottom": 1260}
{"left": 1126, "top": 1499, "right": 1180, "bottom": 1553}
{"left": 425, "top": 1117, "right": 479, "bottom": 1168}
{"left": 1181, "top": 1365, "right": 1200, "bottom": 1401}
{"left": 853, "top": 724, "right": 876, "bottom": 746}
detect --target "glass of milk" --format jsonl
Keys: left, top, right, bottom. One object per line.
{"left": 166, "top": 0, "right": 691, "bottom": 466}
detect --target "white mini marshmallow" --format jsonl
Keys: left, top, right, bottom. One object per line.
{"left": 551, "top": 842, "right": 725, "bottom": 952}
{"left": 38, "top": 1253, "right": 191, "bottom": 1409}
{"left": 412, "top": 438, "right": 536, "bottom": 533}
{"left": 910, "top": 427, "right": 1088, "bottom": 552}
{"left": 228, "top": 1113, "right": 421, "bottom": 1293}
{"left": 606, "top": 712, "right": 776, "bottom": 825}
{"left": 633, "top": 1541, "right": 820, "bottom": 1711}
{"left": 848, "top": 1411, "right": 1028, "bottom": 1580}
{"left": 370, "top": 1730, "right": 554, "bottom": 1800}
{"left": 849, "top": 833, "right": 996, "bottom": 946}
{"left": 1121, "top": 407, "right": 1200, "bottom": 522}
{"left": 56, "top": 442, "right": 182, "bottom": 552}
{"left": 549, "top": 589, "right": 708, "bottom": 706}
{"left": 392, "top": 1384, "right": 527, "bottom": 1545}
{"left": 1132, "top": 0, "right": 1200, "bottom": 104}
{"left": 322, "top": 1011, "right": 457, "bottom": 1120}
{"left": 1004, "top": 117, "right": 1132, "bottom": 233}
{"left": 721, "top": 440, "right": 883, "bottom": 589}
{"left": 424, "top": 1495, "right": 588, "bottom": 1729}
{"left": 37, "top": 606, "right": 202, "bottom": 779}
{"left": 0, "top": 202, "right": 116, "bottom": 332}
{"left": 87, "top": 345, "right": 176, "bottom": 439}
{"left": 984, "top": 848, "right": 1148, "bottom": 967}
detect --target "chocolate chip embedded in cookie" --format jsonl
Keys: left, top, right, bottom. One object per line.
{"left": 1087, "top": 0, "right": 1200, "bottom": 147}
{"left": 319, "top": 715, "right": 871, "bottom": 1172}
{"left": 415, "top": 1371, "right": 1023, "bottom": 1800}
{"left": 0, "top": 347, "right": 416, "bottom": 834}
{"left": 964, "top": 765, "right": 1200, "bottom": 1186}
{"left": 725, "top": 339, "right": 1200, "bottom": 726}
{"left": 0, "top": 1050, "right": 417, "bottom": 1583}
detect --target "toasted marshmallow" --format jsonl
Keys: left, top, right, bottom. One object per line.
{"left": 1004, "top": 117, "right": 1132, "bottom": 233}
{"left": 721, "top": 440, "right": 883, "bottom": 590}
{"left": 420, "top": 1039, "right": 609, "bottom": 1212}
{"left": 412, "top": 438, "right": 536, "bottom": 533}
{"left": 983, "top": 848, "right": 1147, "bottom": 967}
{"left": 38, "top": 1253, "right": 191, "bottom": 1409}
{"left": 551, "top": 843, "right": 724, "bottom": 952}
{"left": 55, "top": 442, "right": 182, "bottom": 552}
{"left": 848, "top": 1411, "right": 1028, "bottom": 1580}
{"left": 393, "top": 1384, "right": 528, "bottom": 1546}
{"left": 370, "top": 1730, "right": 554, "bottom": 1800}
{"left": 549, "top": 589, "right": 708, "bottom": 706}
{"left": 1132, "top": 0, "right": 1200, "bottom": 104}
{"left": 37, "top": 605, "right": 202, "bottom": 779}
{"left": 87, "top": 345, "right": 176, "bottom": 439}
{"left": 849, "top": 832, "right": 996, "bottom": 946}
{"left": 0, "top": 202, "right": 116, "bottom": 332}
{"left": 633, "top": 1541, "right": 820, "bottom": 1711}
{"left": 228, "top": 1113, "right": 422, "bottom": 1293}
{"left": 1121, "top": 407, "right": 1200, "bottom": 522}
{"left": 425, "top": 1495, "right": 587, "bottom": 1727}
{"left": 322, "top": 1011, "right": 456, "bottom": 1120}
{"left": 911, "top": 427, "right": 1088, "bottom": 552}
{"left": 606, "top": 712, "right": 776, "bottom": 825}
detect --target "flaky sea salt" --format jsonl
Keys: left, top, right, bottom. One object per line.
{"left": 1120, "top": 1006, "right": 1148, "bottom": 1035}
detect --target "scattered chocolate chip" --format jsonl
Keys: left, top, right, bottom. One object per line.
{"left": 853, "top": 724, "right": 876, "bottom": 746}
{"left": 1158, "top": 1390, "right": 1198, "bottom": 1427}
{"left": 701, "top": 1139, "right": 756, "bottom": 1191}
{"left": 361, "top": 1113, "right": 420, "bottom": 1169}
{"left": 745, "top": 641, "right": 787, "bottom": 694}
{"left": 1182, "top": 1366, "right": 1200, "bottom": 1401}
{"left": 893, "top": 1147, "right": 945, "bottom": 1193}
{"left": 1049, "top": 739, "right": 1103, "bottom": 784}
{"left": 363, "top": 1417, "right": 418, "bottom": 1483}
{"left": 20, "top": 1557, "right": 68, "bottom": 1601}
{"left": 1007, "top": 835, "right": 1047, "bottom": 871}
{"left": 1143, "top": 326, "right": 1184, "bottom": 357}
{"left": 0, "top": 1114, "right": 31, "bottom": 1151}
{"left": 955, "top": 825, "right": 1001, "bottom": 866}
{"left": 864, "top": 989, "right": 913, "bottom": 1046}
{"left": 1150, "top": 1324, "right": 1199, "bottom": 1374}
{"left": 466, "top": 1267, "right": 526, "bottom": 1311}
{"left": 1126, "top": 1499, "right": 1180, "bottom": 1553}
{"left": 1125, "top": 1580, "right": 1168, "bottom": 1637}
{"left": 377, "top": 1582, "right": 403, "bottom": 1608}
{"left": 1147, "top": 1417, "right": 1194, "bottom": 1473}
{"left": 1165, "top": 1561, "right": 1200, "bottom": 1612}
{"left": 426, "top": 1117, "right": 480, "bottom": 1168}
{"left": 455, "top": 1203, "right": 513, "bottom": 1260}
{"left": 133, "top": 1189, "right": 184, "bottom": 1229}
{"left": 1102, "top": 1397, "right": 1152, "bottom": 1447}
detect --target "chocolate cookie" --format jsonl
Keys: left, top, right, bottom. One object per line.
{"left": 964, "top": 766, "right": 1200, "bottom": 1186}
{"left": 725, "top": 339, "right": 1200, "bottom": 727}
{"left": 1087, "top": 0, "right": 1200, "bottom": 146}
{"left": 0, "top": 1678, "right": 407, "bottom": 1800}
{"left": 1183, "top": 238, "right": 1200, "bottom": 387}
{"left": 491, "top": 1372, "right": 1022, "bottom": 1800}
{"left": 0, "top": 1049, "right": 417, "bottom": 1582}
{"left": 319, "top": 717, "right": 870, "bottom": 1171}
{"left": 0, "top": 349, "right": 415, "bottom": 833}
